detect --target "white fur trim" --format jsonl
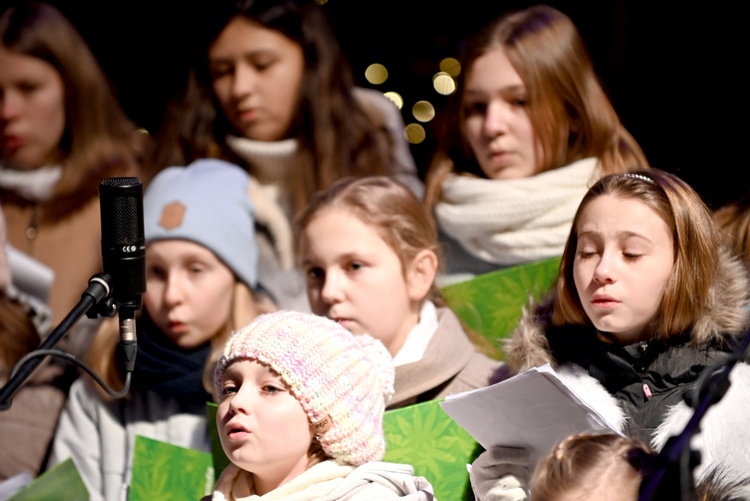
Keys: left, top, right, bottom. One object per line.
{"left": 556, "top": 363, "right": 628, "bottom": 433}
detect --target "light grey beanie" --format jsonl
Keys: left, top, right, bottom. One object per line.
{"left": 144, "top": 159, "right": 257, "bottom": 288}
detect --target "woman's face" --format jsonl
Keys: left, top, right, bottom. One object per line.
{"left": 208, "top": 17, "right": 305, "bottom": 142}
{"left": 572, "top": 195, "right": 674, "bottom": 344}
{"left": 462, "top": 47, "right": 541, "bottom": 179}
{"left": 0, "top": 48, "right": 65, "bottom": 170}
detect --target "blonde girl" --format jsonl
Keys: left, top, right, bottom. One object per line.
{"left": 296, "top": 176, "right": 500, "bottom": 408}
{"left": 49, "top": 160, "right": 272, "bottom": 501}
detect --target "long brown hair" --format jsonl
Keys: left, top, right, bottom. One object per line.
{"left": 148, "top": 0, "right": 393, "bottom": 214}
{"left": 0, "top": 2, "right": 140, "bottom": 207}
{"left": 553, "top": 169, "right": 719, "bottom": 341}
{"left": 426, "top": 4, "right": 647, "bottom": 208}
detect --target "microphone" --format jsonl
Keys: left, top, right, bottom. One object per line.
{"left": 99, "top": 178, "right": 146, "bottom": 368}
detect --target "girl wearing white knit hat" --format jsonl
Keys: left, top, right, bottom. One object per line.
{"left": 208, "top": 310, "right": 434, "bottom": 500}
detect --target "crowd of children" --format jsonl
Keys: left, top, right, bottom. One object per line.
{"left": 2, "top": 1, "right": 748, "bottom": 500}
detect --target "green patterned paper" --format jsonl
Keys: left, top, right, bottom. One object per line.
{"left": 7, "top": 459, "right": 88, "bottom": 501}
{"left": 442, "top": 257, "right": 560, "bottom": 358}
{"left": 383, "top": 400, "right": 482, "bottom": 501}
{"left": 128, "top": 436, "right": 214, "bottom": 501}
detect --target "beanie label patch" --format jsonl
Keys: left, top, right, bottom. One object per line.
{"left": 312, "top": 414, "right": 333, "bottom": 435}
{"left": 159, "top": 201, "right": 186, "bottom": 230}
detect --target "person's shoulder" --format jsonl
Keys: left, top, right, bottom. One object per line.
{"left": 351, "top": 87, "right": 400, "bottom": 121}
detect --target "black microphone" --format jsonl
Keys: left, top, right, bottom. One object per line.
{"left": 99, "top": 178, "right": 146, "bottom": 361}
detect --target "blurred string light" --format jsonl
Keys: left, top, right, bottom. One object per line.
{"left": 412, "top": 100, "right": 435, "bottom": 122}
{"left": 383, "top": 91, "right": 404, "bottom": 110}
{"left": 439, "top": 57, "right": 461, "bottom": 77}
{"left": 365, "top": 63, "right": 388, "bottom": 85}
{"left": 363, "top": 55, "right": 462, "bottom": 144}
{"left": 404, "top": 123, "right": 426, "bottom": 144}
{"left": 433, "top": 71, "right": 456, "bottom": 95}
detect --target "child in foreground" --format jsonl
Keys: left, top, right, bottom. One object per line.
{"left": 207, "top": 310, "right": 435, "bottom": 500}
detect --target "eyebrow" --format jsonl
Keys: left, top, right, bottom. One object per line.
{"left": 578, "top": 230, "right": 654, "bottom": 244}
{"left": 464, "top": 83, "right": 526, "bottom": 97}
{"left": 209, "top": 49, "right": 276, "bottom": 64}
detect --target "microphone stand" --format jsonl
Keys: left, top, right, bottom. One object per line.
{"left": 0, "top": 273, "right": 117, "bottom": 411}
{"left": 638, "top": 328, "right": 750, "bottom": 501}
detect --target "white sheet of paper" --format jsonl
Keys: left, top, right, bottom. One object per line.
{"left": 440, "top": 364, "right": 622, "bottom": 470}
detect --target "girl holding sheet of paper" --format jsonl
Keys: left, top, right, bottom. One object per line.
{"left": 470, "top": 169, "right": 750, "bottom": 500}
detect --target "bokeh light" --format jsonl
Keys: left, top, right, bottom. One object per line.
{"left": 440, "top": 57, "right": 461, "bottom": 77}
{"left": 404, "top": 123, "right": 426, "bottom": 144}
{"left": 412, "top": 101, "right": 435, "bottom": 122}
{"left": 383, "top": 91, "right": 404, "bottom": 110}
{"left": 433, "top": 72, "right": 456, "bottom": 95}
{"left": 365, "top": 63, "right": 389, "bottom": 85}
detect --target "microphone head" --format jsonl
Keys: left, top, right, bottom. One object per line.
{"left": 99, "top": 177, "right": 146, "bottom": 316}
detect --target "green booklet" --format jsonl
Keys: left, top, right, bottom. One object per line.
{"left": 129, "top": 436, "right": 214, "bottom": 501}
{"left": 5, "top": 459, "right": 88, "bottom": 501}
{"left": 441, "top": 257, "right": 560, "bottom": 358}
{"left": 383, "top": 399, "right": 481, "bottom": 501}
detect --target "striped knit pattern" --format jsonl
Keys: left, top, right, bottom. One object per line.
{"left": 215, "top": 310, "right": 395, "bottom": 466}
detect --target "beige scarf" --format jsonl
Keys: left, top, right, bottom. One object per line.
{"left": 435, "top": 157, "right": 599, "bottom": 266}
{"left": 211, "top": 461, "right": 355, "bottom": 501}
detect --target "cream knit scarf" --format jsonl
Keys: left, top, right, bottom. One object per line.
{"left": 211, "top": 461, "right": 355, "bottom": 500}
{"left": 435, "top": 157, "right": 599, "bottom": 266}
{"left": 0, "top": 163, "right": 62, "bottom": 202}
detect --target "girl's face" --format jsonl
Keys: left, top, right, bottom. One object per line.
{"left": 300, "top": 208, "right": 424, "bottom": 356}
{"left": 144, "top": 240, "right": 235, "bottom": 349}
{"left": 217, "top": 359, "right": 313, "bottom": 494}
{"left": 0, "top": 48, "right": 65, "bottom": 170}
{"left": 208, "top": 17, "right": 305, "bottom": 142}
{"left": 462, "top": 47, "right": 541, "bottom": 179}
{"left": 573, "top": 195, "right": 674, "bottom": 344}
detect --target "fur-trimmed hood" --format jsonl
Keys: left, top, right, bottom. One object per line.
{"left": 505, "top": 248, "right": 750, "bottom": 374}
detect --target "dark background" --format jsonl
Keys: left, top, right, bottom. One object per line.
{"left": 4, "top": 0, "right": 745, "bottom": 209}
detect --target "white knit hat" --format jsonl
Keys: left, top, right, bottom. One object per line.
{"left": 215, "top": 310, "right": 395, "bottom": 466}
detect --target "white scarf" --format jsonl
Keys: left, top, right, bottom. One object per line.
{"left": 226, "top": 135, "right": 298, "bottom": 186}
{"left": 226, "top": 136, "right": 299, "bottom": 271}
{"left": 211, "top": 461, "right": 355, "bottom": 501}
{"left": 435, "top": 157, "right": 599, "bottom": 266}
{"left": 0, "top": 164, "right": 63, "bottom": 202}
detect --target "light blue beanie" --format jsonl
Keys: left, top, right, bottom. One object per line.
{"left": 143, "top": 159, "right": 257, "bottom": 289}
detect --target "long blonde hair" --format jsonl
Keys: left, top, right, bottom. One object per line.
{"left": 554, "top": 169, "right": 720, "bottom": 341}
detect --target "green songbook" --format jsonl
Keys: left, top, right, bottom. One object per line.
{"left": 441, "top": 257, "right": 560, "bottom": 358}
{"left": 6, "top": 459, "right": 88, "bottom": 501}
{"left": 383, "top": 399, "right": 481, "bottom": 501}
{"left": 128, "top": 436, "right": 214, "bottom": 501}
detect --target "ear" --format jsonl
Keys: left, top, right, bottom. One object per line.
{"left": 405, "top": 249, "right": 438, "bottom": 302}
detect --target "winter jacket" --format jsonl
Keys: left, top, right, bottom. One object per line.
{"left": 497, "top": 249, "right": 750, "bottom": 496}
{"left": 391, "top": 307, "right": 501, "bottom": 409}
{"left": 205, "top": 460, "right": 435, "bottom": 500}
